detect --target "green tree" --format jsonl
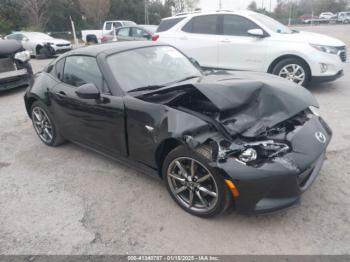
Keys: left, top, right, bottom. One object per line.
{"left": 248, "top": 1, "right": 258, "bottom": 11}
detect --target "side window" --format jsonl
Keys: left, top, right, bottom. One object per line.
{"left": 8, "top": 34, "right": 23, "bottom": 41}
{"left": 117, "top": 28, "right": 130, "bottom": 37}
{"left": 182, "top": 15, "right": 219, "bottom": 35}
{"left": 6, "top": 34, "right": 15, "bottom": 40}
{"left": 156, "top": 17, "right": 185, "bottom": 32}
{"left": 131, "top": 28, "right": 148, "bottom": 38}
{"left": 105, "top": 22, "right": 112, "bottom": 30}
{"left": 55, "top": 58, "right": 65, "bottom": 80}
{"left": 222, "top": 15, "right": 260, "bottom": 36}
{"left": 113, "top": 22, "right": 122, "bottom": 28}
{"left": 62, "top": 56, "right": 104, "bottom": 92}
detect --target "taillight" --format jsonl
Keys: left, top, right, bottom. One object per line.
{"left": 101, "top": 36, "right": 108, "bottom": 43}
{"left": 151, "top": 34, "right": 159, "bottom": 41}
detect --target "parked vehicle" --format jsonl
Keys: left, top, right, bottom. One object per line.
{"left": 337, "top": 12, "right": 350, "bottom": 23}
{"left": 299, "top": 14, "right": 318, "bottom": 24}
{"left": 82, "top": 20, "right": 137, "bottom": 44}
{"left": 5, "top": 32, "right": 72, "bottom": 58}
{"left": 319, "top": 12, "right": 335, "bottom": 19}
{"left": 154, "top": 10, "right": 346, "bottom": 86}
{"left": 101, "top": 25, "right": 157, "bottom": 43}
{"left": 24, "top": 42, "right": 332, "bottom": 217}
{"left": 0, "top": 40, "right": 32, "bottom": 91}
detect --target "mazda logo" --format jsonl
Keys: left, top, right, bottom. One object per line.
{"left": 315, "top": 132, "right": 326, "bottom": 144}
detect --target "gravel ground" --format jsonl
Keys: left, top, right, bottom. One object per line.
{"left": 0, "top": 25, "right": 349, "bottom": 255}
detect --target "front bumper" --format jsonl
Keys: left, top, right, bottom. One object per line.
{"left": 218, "top": 116, "right": 332, "bottom": 214}
{"left": 307, "top": 47, "right": 346, "bottom": 81}
{"left": 52, "top": 45, "right": 72, "bottom": 55}
{"left": 0, "top": 69, "right": 31, "bottom": 91}
{"left": 312, "top": 70, "right": 344, "bottom": 83}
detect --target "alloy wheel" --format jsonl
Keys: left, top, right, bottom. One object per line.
{"left": 278, "top": 64, "right": 306, "bottom": 85}
{"left": 32, "top": 107, "right": 54, "bottom": 144}
{"left": 167, "top": 157, "right": 219, "bottom": 213}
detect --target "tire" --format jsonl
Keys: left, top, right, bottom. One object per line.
{"left": 162, "top": 145, "right": 232, "bottom": 218}
{"left": 272, "top": 57, "right": 311, "bottom": 87}
{"left": 30, "top": 101, "right": 66, "bottom": 147}
{"left": 37, "top": 46, "right": 51, "bottom": 59}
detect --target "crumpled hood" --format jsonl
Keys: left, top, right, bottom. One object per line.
{"left": 0, "top": 40, "right": 23, "bottom": 56}
{"left": 192, "top": 71, "right": 319, "bottom": 137}
{"left": 137, "top": 71, "right": 319, "bottom": 138}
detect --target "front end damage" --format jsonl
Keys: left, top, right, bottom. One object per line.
{"left": 137, "top": 73, "right": 332, "bottom": 213}
{"left": 0, "top": 40, "right": 33, "bottom": 91}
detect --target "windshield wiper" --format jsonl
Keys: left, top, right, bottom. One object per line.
{"left": 128, "top": 85, "right": 165, "bottom": 93}
{"left": 172, "top": 75, "right": 201, "bottom": 84}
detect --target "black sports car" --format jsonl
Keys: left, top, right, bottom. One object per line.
{"left": 0, "top": 40, "right": 33, "bottom": 91}
{"left": 24, "top": 42, "right": 332, "bottom": 217}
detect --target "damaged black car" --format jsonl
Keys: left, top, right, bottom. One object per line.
{"left": 0, "top": 40, "right": 33, "bottom": 91}
{"left": 24, "top": 42, "right": 332, "bottom": 217}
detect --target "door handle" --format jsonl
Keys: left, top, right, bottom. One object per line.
{"left": 55, "top": 91, "right": 67, "bottom": 96}
{"left": 220, "top": 39, "right": 231, "bottom": 43}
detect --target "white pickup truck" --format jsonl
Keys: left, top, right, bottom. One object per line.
{"left": 82, "top": 20, "right": 136, "bottom": 44}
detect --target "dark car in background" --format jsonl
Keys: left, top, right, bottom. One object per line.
{"left": 0, "top": 40, "right": 33, "bottom": 91}
{"left": 101, "top": 25, "right": 158, "bottom": 43}
{"left": 24, "top": 42, "right": 332, "bottom": 217}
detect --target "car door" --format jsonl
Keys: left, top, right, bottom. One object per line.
{"left": 50, "top": 55, "right": 127, "bottom": 157}
{"left": 116, "top": 27, "right": 132, "bottom": 41}
{"left": 217, "top": 14, "right": 267, "bottom": 71}
{"left": 175, "top": 15, "right": 219, "bottom": 68}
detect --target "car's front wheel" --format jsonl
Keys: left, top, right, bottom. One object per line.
{"left": 272, "top": 58, "right": 310, "bottom": 87}
{"left": 31, "top": 101, "right": 66, "bottom": 147}
{"left": 163, "top": 145, "right": 232, "bottom": 218}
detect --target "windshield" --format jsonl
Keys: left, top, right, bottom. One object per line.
{"left": 25, "top": 32, "right": 53, "bottom": 40}
{"left": 107, "top": 46, "right": 201, "bottom": 92}
{"left": 251, "top": 13, "right": 293, "bottom": 34}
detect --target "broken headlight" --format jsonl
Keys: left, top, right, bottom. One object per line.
{"left": 14, "top": 51, "right": 31, "bottom": 63}
{"left": 236, "top": 140, "right": 290, "bottom": 164}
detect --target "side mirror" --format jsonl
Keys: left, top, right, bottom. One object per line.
{"left": 75, "top": 83, "right": 100, "bottom": 99}
{"left": 247, "top": 28, "right": 266, "bottom": 38}
{"left": 189, "top": 57, "right": 201, "bottom": 69}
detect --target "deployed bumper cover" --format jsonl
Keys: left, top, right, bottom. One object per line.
{"left": 0, "top": 69, "right": 31, "bottom": 91}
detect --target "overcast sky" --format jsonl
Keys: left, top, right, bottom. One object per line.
{"left": 198, "top": 0, "right": 278, "bottom": 12}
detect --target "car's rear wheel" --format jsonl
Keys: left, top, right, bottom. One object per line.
{"left": 163, "top": 145, "right": 232, "bottom": 218}
{"left": 31, "top": 101, "right": 66, "bottom": 146}
{"left": 272, "top": 58, "right": 310, "bottom": 87}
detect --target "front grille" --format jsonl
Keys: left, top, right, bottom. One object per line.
{"left": 338, "top": 46, "right": 347, "bottom": 62}
{"left": 0, "top": 58, "right": 16, "bottom": 73}
{"left": 56, "top": 44, "right": 70, "bottom": 47}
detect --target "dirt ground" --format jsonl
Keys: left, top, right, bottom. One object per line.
{"left": 0, "top": 24, "right": 349, "bottom": 255}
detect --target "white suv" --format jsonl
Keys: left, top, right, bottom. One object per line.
{"left": 153, "top": 10, "right": 346, "bottom": 86}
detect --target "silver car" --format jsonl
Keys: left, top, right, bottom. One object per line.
{"left": 101, "top": 25, "right": 158, "bottom": 43}
{"left": 5, "top": 32, "right": 72, "bottom": 58}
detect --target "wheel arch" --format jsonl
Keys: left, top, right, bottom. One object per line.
{"left": 155, "top": 138, "right": 184, "bottom": 179}
{"left": 35, "top": 45, "right": 43, "bottom": 56}
{"left": 267, "top": 54, "right": 312, "bottom": 81}
{"left": 25, "top": 96, "right": 38, "bottom": 118}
